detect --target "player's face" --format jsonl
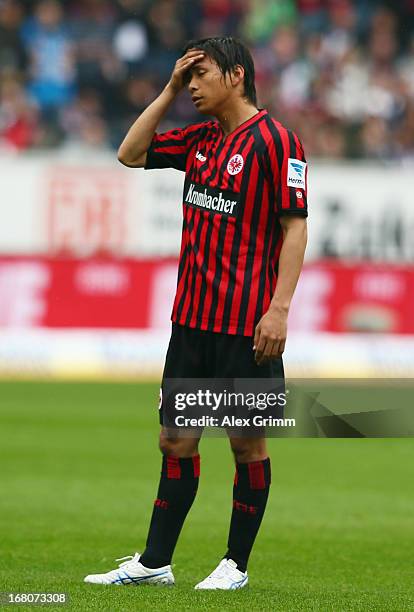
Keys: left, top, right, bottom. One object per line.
{"left": 187, "top": 53, "right": 234, "bottom": 115}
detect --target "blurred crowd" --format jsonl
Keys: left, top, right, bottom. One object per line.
{"left": 1, "top": 0, "right": 414, "bottom": 159}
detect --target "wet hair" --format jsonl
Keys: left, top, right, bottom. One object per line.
{"left": 182, "top": 36, "right": 257, "bottom": 106}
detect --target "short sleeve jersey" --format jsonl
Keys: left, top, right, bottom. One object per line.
{"left": 145, "top": 109, "right": 308, "bottom": 336}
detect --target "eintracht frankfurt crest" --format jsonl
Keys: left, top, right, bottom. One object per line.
{"left": 227, "top": 154, "right": 244, "bottom": 175}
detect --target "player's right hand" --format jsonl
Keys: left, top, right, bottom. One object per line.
{"left": 167, "top": 50, "right": 205, "bottom": 94}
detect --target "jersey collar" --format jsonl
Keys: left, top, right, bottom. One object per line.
{"left": 217, "top": 109, "right": 267, "bottom": 143}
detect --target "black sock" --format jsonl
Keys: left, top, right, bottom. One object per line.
{"left": 225, "top": 458, "right": 271, "bottom": 573}
{"left": 140, "top": 454, "right": 200, "bottom": 568}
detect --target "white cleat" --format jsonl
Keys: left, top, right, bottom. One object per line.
{"left": 194, "top": 558, "right": 248, "bottom": 590}
{"left": 83, "top": 552, "right": 174, "bottom": 586}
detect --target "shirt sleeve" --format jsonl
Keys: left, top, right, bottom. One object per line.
{"left": 144, "top": 126, "right": 193, "bottom": 172}
{"left": 266, "top": 128, "right": 308, "bottom": 217}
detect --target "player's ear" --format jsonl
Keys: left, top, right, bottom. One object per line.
{"left": 230, "top": 65, "right": 244, "bottom": 87}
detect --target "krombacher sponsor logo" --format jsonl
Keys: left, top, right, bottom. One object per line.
{"left": 183, "top": 179, "right": 240, "bottom": 217}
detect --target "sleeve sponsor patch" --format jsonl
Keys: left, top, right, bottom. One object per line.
{"left": 287, "top": 158, "right": 307, "bottom": 189}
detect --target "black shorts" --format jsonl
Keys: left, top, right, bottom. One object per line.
{"left": 159, "top": 323, "right": 285, "bottom": 430}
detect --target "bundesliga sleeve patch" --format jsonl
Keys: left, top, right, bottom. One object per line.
{"left": 287, "top": 158, "right": 307, "bottom": 189}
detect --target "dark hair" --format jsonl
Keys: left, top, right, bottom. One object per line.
{"left": 182, "top": 36, "right": 257, "bottom": 106}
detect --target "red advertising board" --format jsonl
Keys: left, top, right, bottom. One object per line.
{"left": 288, "top": 261, "right": 414, "bottom": 334}
{"left": 0, "top": 257, "right": 413, "bottom": 333}
{"left": 0, "top": 258, "right": 176, "bottom": 329}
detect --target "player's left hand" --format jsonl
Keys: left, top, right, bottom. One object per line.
{"left": 253, "top": 307, "right": 288, "bottom": 365}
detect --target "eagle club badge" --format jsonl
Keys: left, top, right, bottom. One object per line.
{"left": 227, "top": 154, "right": 244, "bottom": 175}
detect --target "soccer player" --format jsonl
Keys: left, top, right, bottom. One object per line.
{"left": 84, "top": 36, "right": 308, "bottom": 590}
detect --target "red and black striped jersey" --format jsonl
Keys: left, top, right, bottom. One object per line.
{"left": 145, "top": 109, "right": 308, "bottom": 336}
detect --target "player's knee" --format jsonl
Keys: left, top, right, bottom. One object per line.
{"left": 229, "top": 437, "right": 267, "bottom": 463}
{"left": 158, "top": 431, "right": 178, "bottom": 455}
{"left": 158, "top": 430, "right": 199, "bottom": 457}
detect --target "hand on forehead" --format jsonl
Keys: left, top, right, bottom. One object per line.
{"left": 184, "top": 48, "right": 212, "bottom": 65}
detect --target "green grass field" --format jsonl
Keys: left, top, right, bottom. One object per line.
{"left": 1, "top": 381, "right": 413, "bottom": 611}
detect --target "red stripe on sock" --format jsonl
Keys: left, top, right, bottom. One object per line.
{"left": 154, "top": 498, "right": 169, "bottom": 509}
{"left": 233, "top": 499, "right": 258, "bottom": 514}
{"left": 166, "top": 456, "right": 181, "bottom": 479}
{"left": 247, "top": 461, "right": 266, "bottom": 489}
{"left": 192, "top": 454, "right": 200, "bottom": 478}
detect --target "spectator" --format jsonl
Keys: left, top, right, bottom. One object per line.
{"left": 320, "top": 0, "right": 357, "bottom": 64}
{"left": 0, "top": 0, "right": 411, "bottom": 158}
{"left": 21, "top": 0, "right": 76, "bottom": 112}
{"left": 297, "top": 0, "right": 327, "bottom": 34}
{"left": 59, "top": 86, "right": 104, "bottom": 140}
{"left": 0, "top": 0, "right": 27, "bottom": 75}
{"left": 143, "top": 0, "right": 187, "bottom": 79}
{"left": 0, "top": 75, "right": 38, "bottom": 151}
{"left": 242, "top": 0, "right": 296, "bottom": 44}
{"left": 69, "top": 0, "right": 119, "bottom": 89}
{"left": 359, "top": 115, "right": 393, "bottom": 159}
